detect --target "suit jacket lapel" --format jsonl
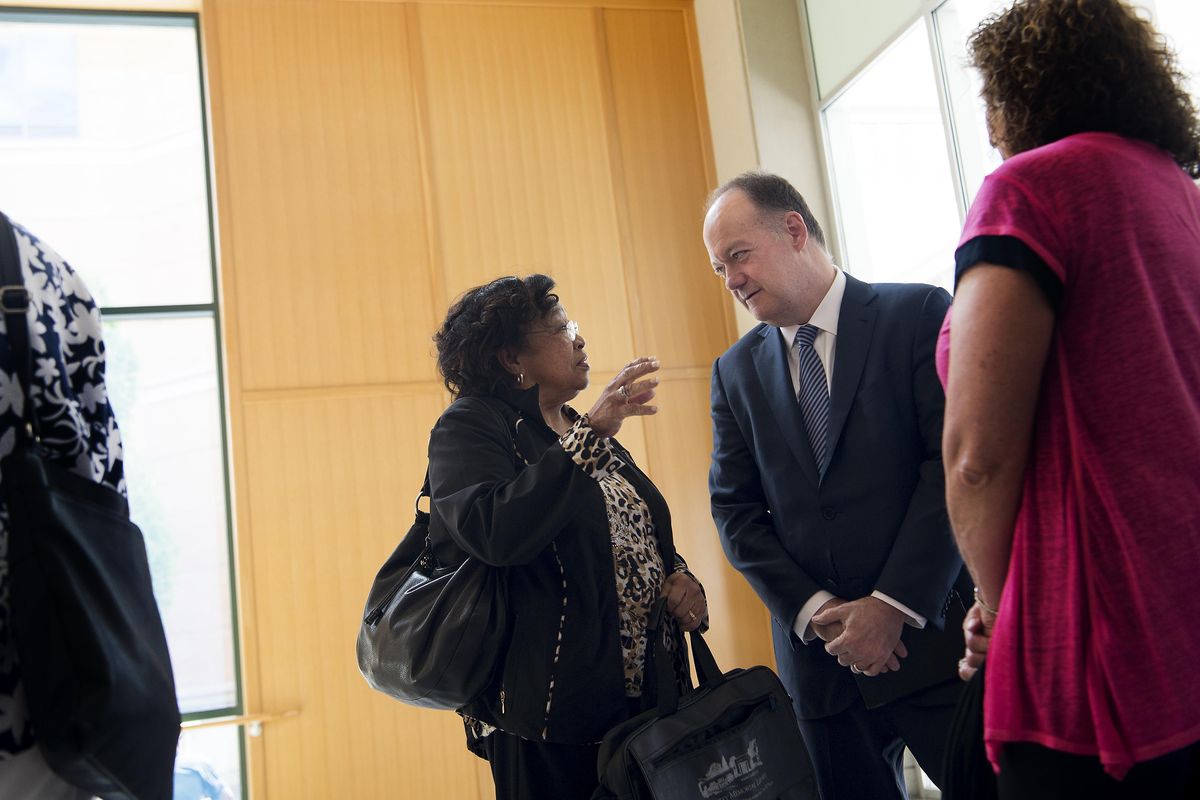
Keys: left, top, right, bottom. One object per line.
{"left": 752, "top": 326, "right": 821, "bottom": 487}
{"left": 827, "top": 275, "right": 878, "bottom": 463}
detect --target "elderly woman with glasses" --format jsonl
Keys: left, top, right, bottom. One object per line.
{"left": 428, "top": 274, "right": 708, "bottom": 800}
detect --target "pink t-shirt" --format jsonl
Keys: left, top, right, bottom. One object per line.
{"left": 937, "top": 133, "right": 1200, "bottom": 778}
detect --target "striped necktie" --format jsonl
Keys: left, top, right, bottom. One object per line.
{"left": 794, "top": 324, "right": 830, "bottom": 475}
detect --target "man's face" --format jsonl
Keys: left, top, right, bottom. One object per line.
{"left": 703, "top": 190, "right": 807, "bottom": 327}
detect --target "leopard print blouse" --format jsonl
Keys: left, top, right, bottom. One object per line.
{"left": 560, "top": 414, "right": 682, "bottom": 698}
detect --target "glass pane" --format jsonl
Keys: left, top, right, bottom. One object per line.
{"left": 0, "top": 15, "right": 212, "bottom": 307}
{"left": 824, "top": 22, "right": 961, "bottom": 290}
{"left": 936, "top": 0, "right": 1200, "bottom": 204}
{"left": 103, "top": 314, "right": 237, "bottom": 714}
{"left": 175, "top": 727, "right": 242, "bottom": 800}
{"left": 934, "top": 0, "right": 1008, "bottom": 203}
{"left": 1147, "top": 1, "right": 1200, "bottom": 103}
{"left": 806, "top": 0, "right": 924, "bottom": 99}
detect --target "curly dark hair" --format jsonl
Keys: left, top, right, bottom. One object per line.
{"left": 434, "top": 274, "right": 559, "bottom": 398}
{"left": 968, "top": 0, "right": 1200, "bottom": 176}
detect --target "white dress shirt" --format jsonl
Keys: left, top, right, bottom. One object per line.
{"left": 778, "top": 270, "right": 927, "bottom": 643}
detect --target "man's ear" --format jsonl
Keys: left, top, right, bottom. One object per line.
{"left": 783, "top": 211, "right": 810, "bottom": 251}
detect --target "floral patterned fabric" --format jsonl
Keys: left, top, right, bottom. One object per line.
{"left": 0, "top": 219, "right": 125, "bottom": 759}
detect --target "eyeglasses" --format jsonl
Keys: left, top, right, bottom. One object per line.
{"left": 529, "top": 320, "right": 579, "bottom": 342}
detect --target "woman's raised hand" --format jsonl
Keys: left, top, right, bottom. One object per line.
{"left": 587, "top": 357, "right": 660, "bottom": 438}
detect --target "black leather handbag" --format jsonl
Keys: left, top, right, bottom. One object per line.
{"left": 941, "top": 664, "right": 998, "bottom": 800}
{"left": 594, "top": 600, "right": 812, "bottom": 800}
{"left": 0, "top": 213, "right": 180, "bottom": 799}
{"left": 356, "top": 473, "right": 508, "bottom": 709}
{"left": 356, "top": 404, "right": 520, "bottom": 710}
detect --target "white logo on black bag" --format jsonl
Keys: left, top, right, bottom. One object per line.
{"left": 697, "top": 738, "right": 770, "bottom": 799}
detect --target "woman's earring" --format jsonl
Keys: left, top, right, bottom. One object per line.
{"left": 517, "top": 371, "right": 524, "bottom": 386}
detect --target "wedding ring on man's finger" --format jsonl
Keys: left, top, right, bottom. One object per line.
{"left": 850, "top": 665, "right": 862, "bottom": 674}
{"left": 618, "top": 385, "right": 630, "bottom": 400}
{"left": 687, "top": 610, "right": 697, "bottom": 622}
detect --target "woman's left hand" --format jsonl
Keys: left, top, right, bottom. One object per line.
{"left": 663, "top": 572, "right": 708, "bottom": 632}
{"left": 958, "top": 601, "right": 996, "bottom": 681}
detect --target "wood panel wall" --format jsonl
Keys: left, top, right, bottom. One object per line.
{"left": 202, "top": 1, "right": 771, "bottom": 796}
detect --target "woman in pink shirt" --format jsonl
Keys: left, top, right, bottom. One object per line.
{"left": 939, "top": 1, "right": 1200, "bottom": 797}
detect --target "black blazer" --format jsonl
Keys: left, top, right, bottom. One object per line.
{"left": 709, "top": 274, "right": 969, "bottom": 719}
{"left": 427, "top": 384, "right": 685, "bottom": 744}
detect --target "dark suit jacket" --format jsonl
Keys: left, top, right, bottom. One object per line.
{"left": 709, "top": 274, "right": 970, "bottom": 720}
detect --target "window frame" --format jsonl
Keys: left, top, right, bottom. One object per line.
{"left": 0, "top": 4, "right": 245, "bottom": 793}
{"left": 804, "top": 0, "right": 1192, "bottom": 277}
{"left": 807, "top": 1, "right": 971, "bottom": 276}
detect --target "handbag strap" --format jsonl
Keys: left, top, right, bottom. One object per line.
{"left": 420, "top": 400, "right": 525, "bottom": 565}
{"left": 648, "top": 596, "right": 724, "bottom": 716}
{"left": 421, "top": 398, "right": 525, "bottom": 507}
{"left": 0, "top": 211, "right": 37, "bottom": 442}
{"left": 416, "top": 470, "right": 431, "bottom": 515}
{"left": 487, "top": 397, "right": 527, "bottom": 466}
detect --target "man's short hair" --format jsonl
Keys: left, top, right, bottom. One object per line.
{"left": 707, "top": 172, "right": 826, "bottom": 250}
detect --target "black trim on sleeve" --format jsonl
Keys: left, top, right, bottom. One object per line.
{"left": 955, "top": 235, "right": 1062, "bottom": 308}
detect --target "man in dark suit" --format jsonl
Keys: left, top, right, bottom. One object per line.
{"left": 704, "top": 173, "right": 970, "bottom": 799}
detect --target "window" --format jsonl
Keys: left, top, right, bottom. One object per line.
{"left": 822, "top": 21, "right": 961, "bottom": 290}
{"left": 0, "top": 25, "right": 77, "bottom": 137}
{"left": 932, "top": 0, "right": 1008, "bottom": 204}
{"left": 0, "top": 11, "right": 242, "bottom": 798}
{"left": 1141, "top": 1, "right": 1200, "bottom": 104}
{"left": 818, "top": 0, "right": 1200, "bottom": 293}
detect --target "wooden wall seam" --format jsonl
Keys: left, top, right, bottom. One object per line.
{"left": 238, "top": 365, "right": 716, "bottom": 405}
{"left": 347, "top": 0, "right": 692, "bottom": 8}
{"left": 682, "top": 1, "right": 739, "bottom": 346}
{"left": 198, "top": 2, "right": 270, "bottom": 798}
{"left": 404, "top": 2, "right": 451, "bottom": 355}
{"left": 591, "top": 4, "right": 651, "bottom": 405}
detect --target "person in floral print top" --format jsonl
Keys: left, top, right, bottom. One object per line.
{"left": 0, "top": 217, "right": 123, "bottom": 798}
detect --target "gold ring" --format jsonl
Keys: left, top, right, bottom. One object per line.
{"left": 688, "top": 610, "right": 697, "bottom": 622}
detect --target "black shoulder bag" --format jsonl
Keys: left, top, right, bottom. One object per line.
{"left": 0, "top": 212, "right": 180, "bottom": 799}
{"left": 594, "top": 599, "right": 813, "bottom": 800}
{"left": 356, "top": 402, "right": 520, "bottom": 709}
{"left": 941, "top": 663, "right": 998, "bottom": 800}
